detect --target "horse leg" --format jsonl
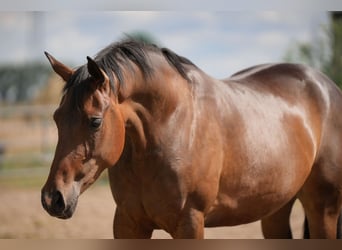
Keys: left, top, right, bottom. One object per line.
{"left": 298, "top": 163, "right": 342, "bottom": 239}
{"left": 302, "top": 211, "right": 341, "bottom": 239}
{"left": 261, "top": 198, "right": 295, "bottom": 238}
{"left": 306, "top": 209, "right": 342, "bottom": 239}
{"left": 303, "top": 215, "right": 310, "bottom": 238}
{"left": 337, "top": 210, "right": 342, "bottom": 238}
{"left": 304, "top": 206, "right": 340, "bottom": 239}
{"left": 113, "top": 207, "right": 153, "bottom": 239}
{"left": 170, "top": 207, "right": 205, "bottom": 239}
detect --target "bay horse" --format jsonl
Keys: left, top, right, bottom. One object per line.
{"left": 41, "top": 39, "right": 342, "bottom": 238}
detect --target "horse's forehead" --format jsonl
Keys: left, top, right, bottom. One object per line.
{"left": 54, "top": 98, "right": 76, "bottom": 125}
{"left": 58, "top": 86, "right": 109, "bottom": 120}
{"left": 84, "top": 90, "right": 110, "bottom": 116}
{"left": 55, "top": 88, "right": 84, "bottom": 119}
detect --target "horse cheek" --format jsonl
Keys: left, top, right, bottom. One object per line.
{"left": 103, "top": 111, "right": 125, "bottom": 168}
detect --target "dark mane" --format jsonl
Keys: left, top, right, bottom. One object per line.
{"left": 63, "top": 39, "right": 196, "bottom": 94}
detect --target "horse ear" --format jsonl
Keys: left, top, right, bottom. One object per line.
{"left": 87, "top": 56, "right": 105, "bottom": 83}
{"left": 44, "top": 51, "right": 73, "bottom": 82}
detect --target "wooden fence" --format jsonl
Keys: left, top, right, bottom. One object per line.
{"left": 0, "top": 104, "right": 58, "bottom": 182}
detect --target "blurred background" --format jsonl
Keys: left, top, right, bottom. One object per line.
{"left": 0, "top": 11, "right": 341, "bottom": 238}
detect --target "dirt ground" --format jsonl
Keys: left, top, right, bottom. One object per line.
{"left": 0, "top": 184, "right": 305, "bottom": 239}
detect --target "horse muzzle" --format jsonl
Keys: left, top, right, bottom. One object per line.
{"left": 41, "top": 186, "right": 79, "bottom": 219}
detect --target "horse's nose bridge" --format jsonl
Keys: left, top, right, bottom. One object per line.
{"left": 50, "top": 150, "right": 79, "bottom": 181}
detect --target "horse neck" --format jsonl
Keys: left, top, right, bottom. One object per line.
{"left": 117, "top": 62, "right": 190, "bottom": 151}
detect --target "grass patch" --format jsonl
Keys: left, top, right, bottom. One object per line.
{"left": 1, "top": 152, "right": 54, "bottom": 170}
{"left": 0, "top": 167, "right": 109, "bottom": 189}
{"left": 0, "top": 175, "right": 46, "bottom": 188}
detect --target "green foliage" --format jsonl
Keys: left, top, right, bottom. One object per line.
{"left": 122, "top": 31, "right": 160, "bottom": 46}
{"left": 284, "top": 12, "right": 342, "bottom": 89}
{"left": 324, "top": 17, "right": 342, "bottom": 87}
{"left": 0, "top": 63, "right": 51, "bottom": 104}
{"left": 284, "top": 41, "right": 328, "bottom": 70}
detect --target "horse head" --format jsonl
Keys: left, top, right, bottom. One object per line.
{"left": 41, "top": 53, "right": 125, "bottom": 219}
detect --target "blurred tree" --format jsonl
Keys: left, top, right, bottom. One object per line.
{"left": 122, "top": 31, "right": 160, "bottom": 46}
{"left": 325, "top": 12, "right": 342, "bottom": 87}
{"left": 0, "top": 63, "right": 50, "bottom": 104}
{"left": 284, "top": 11, "right": 342, "bottom": 88}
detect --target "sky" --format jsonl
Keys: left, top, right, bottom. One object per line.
{"left": 0, "top": 11, "right": 330, "bottom": 78}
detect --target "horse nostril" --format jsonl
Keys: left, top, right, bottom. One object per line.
{"left": 51, "top": 190, "right": 66, "bottom": 214}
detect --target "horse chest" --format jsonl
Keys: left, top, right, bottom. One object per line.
{"left": 110, "top": 153, "right": 187, "bottom": 208}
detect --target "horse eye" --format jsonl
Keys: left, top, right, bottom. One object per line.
{"left": 90, "top": 117, "right": 102, "bottom": 130}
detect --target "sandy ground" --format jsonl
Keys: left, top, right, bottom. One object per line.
{"left": 0, "top": 184, "right": 305, "bottom": 239}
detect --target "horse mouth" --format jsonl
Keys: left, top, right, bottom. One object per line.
{"left": 55, "top": 203, "right": 77, "bottom": 219}
{"left": 41, "top": 188, "right": 79, "bottom": 219}
{"left": 45, "top": 197, "right": 78, "bottom": 219}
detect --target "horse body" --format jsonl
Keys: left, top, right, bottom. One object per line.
{"left": 110, "top": 61, "right": 335, "bottom": 236}
{"left": 205, "top": 64, "right": 324, "bottom": 225}
{"left": 41, "top": 40, "right": 342, "bottom": 238}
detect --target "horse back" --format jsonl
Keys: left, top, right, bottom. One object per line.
{"left": 226, "top": 63, "right": 342, "bottom": 166}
